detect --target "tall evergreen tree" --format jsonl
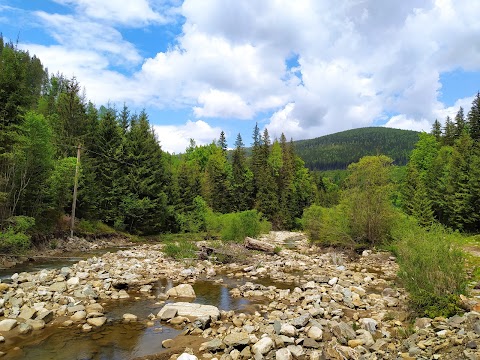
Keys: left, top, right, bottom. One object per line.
{"left": 217, "top": 131, "right": 227, "bottom": 153}
{"left": 468, "top": 92, "right": 480, "bottom": 141}
{"left": 431, "top": 119, "right": 442, "bottom": 142}
{"left": 443, "top": 116, "right": 455, "bottom": 146}
{"left": 231, "top": 133, "right": 253, "bottom": 211}
{"left": 454, "top": 107, "right": 466, "bottom": 139}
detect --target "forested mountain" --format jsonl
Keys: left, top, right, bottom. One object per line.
{"left": 293, "top": 127, "right": 420, "bottom": 170}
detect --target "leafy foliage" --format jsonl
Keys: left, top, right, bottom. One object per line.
{"left": 392, "top": 217, "right": 467, "bottom": 317}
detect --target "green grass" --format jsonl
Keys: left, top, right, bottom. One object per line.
{"left": 392, "top": 216, "right": 468, "bottom": 318}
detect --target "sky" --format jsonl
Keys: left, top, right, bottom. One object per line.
{"left": 1, "top": 0, "right": 480, "bottom": 153}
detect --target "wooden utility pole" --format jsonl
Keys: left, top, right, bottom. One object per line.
{"left": 70, "top": 144, "right": 81, "bottom": 238}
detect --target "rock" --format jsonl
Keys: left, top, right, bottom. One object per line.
{"left": 307, "top": 326, "right": 323, "bottom": 341}
{"left": 177, "top": 354, "right": 198, "bottom": 360}
{"left": 87, "top": 317, "right": 107, "bottom": 327}
{"left": 170, "top": 316, "right": 189, "bottom": 325}
{"left": 303, "top": 338, "right": 320, "bottom": 349}
{"left": 71, "top": 311, "right": 87, "bottom": 322}
{"left": 162, "top": 339, "right": 174, "bottom": 348}
{"left": 49, "top": 281, "right": 67, "bottom": 293}
{"left": 82, "top": 323, "right": 92, "bottom": 332}
{"left": 26, "top": 319, "right": 45, "bottom": 330}
{"left": 159, "top": 307, "right": 178, "bottom": 321}
{"left": 67, "top": 305, "right": 86, "bottom": 314}
{"left": 0, "top": 319, "right": 17, "bottom": 331}
{"left": 204, "top": 338, "right": 225, "bottom": 351}
{"left": 18, "top": 323, "right": 32, "bottom": 334}
{"left": 252, "top": 337, "right": 274, "bottom": 355}
{"left": 139, "top": 285, "right": 152, "bottom": 292}
{"left": 18, "top": 307, "right": 36, "bottom": 320}
{"left": 86, "top": 303, "right": 104, "bottom": 314}
{"left": 331, "top": 321, "right": 356, "bottom": 344}
{"left": 275, "top": 348, "right": 292, "bottom": 360}
{"left": 0, "top": 283, "right": 9, "bottom": 292}
{"left": 66, "top": 277, "right": 79, "bottom": 286}
{"left": 291, "top": 313, "right": 311, "bottom": 328}
{"left": 328, "top": 277, "right": 338, "bottom": 286}
{"left": 223, "top": 332, "right": 250, "bottom": 347}
{"left": 36, "top": 310, "right": 53, "bottom": 324}
{"left": 193, "top": 316, "right": 211, "bottom": 330}
{"left": 280, "top": 324, "right": 297, "bottom": 337}
{"left": 466, "top": 341, "right": 477, "bottom": 349}
{"left": 286, "top": 345, "right": 304, "bottom": 358}
{"left": 359, "top": 318, "right": 377, "bottom": 333}
{"left": 310, "top": 351, "right": 321, "bottom": 360}
{"left": 157, "top": 302, "right": 220, "bottom": 321}
{"left": 166, "top": 284, "right": 196, "bottom": 298}
{"left": 123, "top": 313, "right": 138, "bottom": 322}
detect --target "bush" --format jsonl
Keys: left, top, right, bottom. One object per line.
{"left": 217, "top": 210, "right": 271, "bottom": 243}
{"left": 163, "top": 240, "right": 197, "bottom": 259}
{"left": 393, "top": 217, "right": 467, "bottom": 317}
{"left": 77, "top": 220, "right": 115, "bottom": 235}
{"left": 301, "top": 205, "right": 353, "bottom": 247}
{"left": 0, "top": 216, "right": 35, "bottom": 253}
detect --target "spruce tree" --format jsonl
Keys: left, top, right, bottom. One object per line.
{"left": 431, "top": 119, "right": 442, "bottom": 142}
{"left": 454, "top": 107, "right": 466, "bottom": 139}
{"left": 231, "top": 133, "right": 253, "bottom": 211}
{"left": 468, "top": 92, "right": 480, "bottom": 141}
{"left": 442, "top": 116, "right": 455, "bottom": 146}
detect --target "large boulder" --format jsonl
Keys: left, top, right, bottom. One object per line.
{"left": 157, "top": 302, "right": 220, "bottom": 321}
{"left": 166, "top": 284, "right": 196, "bottom": 298}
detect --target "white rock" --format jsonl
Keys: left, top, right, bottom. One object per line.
{"left": 328, "top": 277, "right": 338, "bottom": 286}
{"left": 280, "top": 324, "right": 297, "bottom": 337}
{"left": 0, "top": 319, "right": 17, "bottom": 331}
{"left": 157, "top": 302, "right": 220, "bottom": 321}
{"left": 276, "top": 348, "right": 292, "bottom": 360}
{"left": 166, "top": 284, "right": 196, "bottom": 298}
{"left": 307, "top": 326, "right": 323, "bottom": 341}
{"left": 252, "top": 337, "right": 274, "bottom": 355}
{"left": 177, "top": 354, "right": 198, "bottom": 360}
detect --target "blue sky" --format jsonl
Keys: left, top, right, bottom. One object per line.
{"left": 1, "top": 0, "right": 479, "bottom": 153}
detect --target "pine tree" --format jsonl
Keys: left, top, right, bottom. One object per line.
{"left": 443, "top": 116, "right": 455, "bottom": 146}
{"left": 203, "top": 145, "right": 232, "bottom": 213}
{"left": 468, "top": 92, "right": 480, "bottom": 141}
{"left": 217, "top": 131, "right": 227, "bottom": 153}
{"left": 454, "top": 107, "right": 466, "bottom": 139}
{"left": 431, "top": 119, "right": 442, "bottom": 142}
{"left": 120, "top": 110, "right": 172, "bottom": 234}
{"left": 231, "top": 133, "right": 253, "bottom": 211}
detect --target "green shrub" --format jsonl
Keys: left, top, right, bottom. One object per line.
{"left": 301, "top": 204, "right": 352, "bottom": 247}
{"left": 163, "top": 240, "right": 197, "bottom": 259}
{"left": 0, "top": 216, "right": 35, "bottom": 253}
{"left": 393, "top": 217, "right": 467, "bottom": 317}
{"left": 218, "top": 210, "right": 271, "bottom": 242}
{"left": 77, "top": 220, "right": 115, "bottom": 235}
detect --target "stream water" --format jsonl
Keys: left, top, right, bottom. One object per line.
{"left": 0, "top": 251, "right": 287, "bottom": 360}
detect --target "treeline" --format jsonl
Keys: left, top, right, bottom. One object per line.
{"left": 403, "top": 96, "right": 480, "bottom": 232}
{"left": 0, "top": 38, "right": 318, "bottom": 249}
{"left": 294, "top": 127, "right": 419, "bottom": 171}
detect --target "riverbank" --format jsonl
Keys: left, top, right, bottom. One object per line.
{"left": 0, "top": 232, "right": 478, "bottom": 359}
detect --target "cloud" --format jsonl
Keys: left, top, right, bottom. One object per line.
{"left": 52, "top": 0, "right": 171, "bottom": 26}
{"left": 193, "top": 89, "right": 254, "bottom": 119}
{"left": 153, "top": 120, "right": 221, "bottom": 154}
{"left": 35, "top": 11, "right": 141, "bottom": 66}
{"left": 384, "top": 115, "right": 432, "bottom": 133}
{"left": 17, "top": 0, "right": 480, "bottom": 146}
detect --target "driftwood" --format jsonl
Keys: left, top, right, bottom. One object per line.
{"left": 244, "top": 237, "right": 275, "bottom": 253}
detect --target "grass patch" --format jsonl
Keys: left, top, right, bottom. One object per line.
{"left": 76, "top": 220, "right": 116, "bottom": 235}
{"left": 392, "top": 216, "right": 468, "bottom": 318}
{"left": 163, "top": 240, "right": 197, "bottom": 260}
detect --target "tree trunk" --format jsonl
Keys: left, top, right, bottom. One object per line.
{"left": 244, "top": 237, "right": 275, "bottom": 253}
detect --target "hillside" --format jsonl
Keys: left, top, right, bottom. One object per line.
{"left": 293, "top": 127, "right": 420, "bottom": 171}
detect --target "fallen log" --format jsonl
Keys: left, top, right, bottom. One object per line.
{"left": 244, "top": 237, "right": 275, "bottom": 253}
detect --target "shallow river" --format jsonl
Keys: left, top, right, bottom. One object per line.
{"left": 0, "top": 251, "right": 289, "bottom": 360}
